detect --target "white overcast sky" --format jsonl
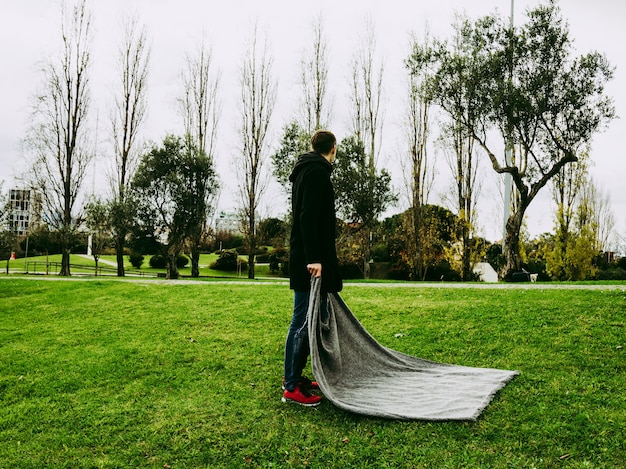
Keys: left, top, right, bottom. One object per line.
{"left": 1, "top": 0, "right": 624, "bottom": 245}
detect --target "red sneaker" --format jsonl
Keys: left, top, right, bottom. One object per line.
{"left": 282, "top": 385, "right": 322, "bottom": 407}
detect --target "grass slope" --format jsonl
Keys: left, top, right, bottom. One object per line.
{"left": 8, "top": 253, "right": 277, "bottom": 279}
{"left": 0, "top": 279, "right": 624, "bottom": 468}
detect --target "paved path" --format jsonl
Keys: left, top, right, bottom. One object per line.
{"left": 77, "top": 254, "right": 117, "bottom": 267}
{"left": 1, "top": 274, "right": 624, "bottom": 291}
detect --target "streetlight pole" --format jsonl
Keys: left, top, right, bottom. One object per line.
{"left": 502, "top": 0, "right": 514, "bottom": 251}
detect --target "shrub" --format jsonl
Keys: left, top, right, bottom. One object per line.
{"left": 340, "top": 262, "right": 363, "bottom": 280}
{"left": 256, "top": 253, "right": 270, "bottom": 263}
{"left": 268, "top": 247, "right": 288, "bottom": 275}
{"left": 596, "top": 267, "right": 626, "bottom": 281}
{"left": 176, "top": 254, "right": 189, "bottom": 268}
{"left": 128, "top": 252, "right": 144, "bottom": 269}
{"left": 149, "top": 255, "right": 167, "bottom": 269}
{"left": 148, "top": 254, "right": 189, "bottom": 269}
{"left": 371, "top": 243, "right": 391, "bottom": 262}
{"left": 210, "top": 249, "right": 246, "bottom": 272}
{"left": 388, "top": 261, "right": 410, "bottom": 281}
{"left": 425, "top": 260, "right": 462, "bottom": 281}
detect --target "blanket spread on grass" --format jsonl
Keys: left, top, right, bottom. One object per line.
{"left": 307, "top": 278, "right": 519, "bottom": 421}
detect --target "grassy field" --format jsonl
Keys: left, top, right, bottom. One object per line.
{"left": 0, "top": 278, "right": 624, "bottom": 468}
{"left": 5, "top": 253, "right": 277, "bottom": 279}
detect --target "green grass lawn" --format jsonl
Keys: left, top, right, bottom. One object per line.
{"left": 0, "top": 278, "right": 624, "bottom": 468}
{"left": 6, "top": 253, "right": 278, "bottom": 279}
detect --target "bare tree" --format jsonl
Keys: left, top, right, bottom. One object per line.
{"left": 26, "top": 0, "right": 93, "bottom": 276}
{"left": 110, "top": 14, "right": 150, "bottom": 276}
{"left": 349, "top": 17, "right": 384, "bottom": 170}
{"left": 551, "top": 151, "right": 588, "bottom": 249}
{"left": 402, "top": 32, "right": 436, "bottom": 280}
{"left": 299, "top": 15, "right": 331, "bottom": 133}
{"left": 179, "top": 37, "right": 221, "bottom": 277}
{"left": 236, "top": 24, "right": 277, "bottom": 279}
{"left": 591, "top": 185, "right": 615, "bottom": 253}
{"left": 439, "top": 19, "right": 482, "bottom": 281}
{"left": 270, "top": 16, "right": 331, "bottom": 218}
{"left": 179, "top": 38, "right": 221, "bottom": 158}
{"left": 345, "top": 17, "right": 386, "bottom": 279}
{"left": 577, "top": 177, "right": 615, "bottom": 253}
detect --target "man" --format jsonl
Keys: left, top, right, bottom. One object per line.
{"left": 282, "top": 130, "right": 342, "bottom": 406}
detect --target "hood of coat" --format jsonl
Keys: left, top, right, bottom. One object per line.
{"left": 288, "top": 151, "right": 332, "bottom": 183}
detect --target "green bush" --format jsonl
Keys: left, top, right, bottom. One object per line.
{"left": 148, "top": 254, "right": 189, "bottom": 269}
{"left": 149, "top": 255, "right": 167, "bottom": 269}
{"left": 340, "top": 262, "right": 363, "bottom": 279}
{"left": 256, "top": 254, "right": 270, "bottom": 263}
{"left": 596, "top": 267, "right": 626, "bottom": 281}
{"left": 176, "top": 254, "right": 189, "bottom": 268}
{"left": 268, "top": 247, "right": 288, "bottom": 275}
{"left": 425, "top": 259, "right": 462, "bottom": 281}
{"left": 210, "top": 249, "right": 247, "bottom": 272}
{"left": 128, "top": 252, "right": 144, "bottom": 269}
{"left": 371, "top": 243, "right": 391, "bottom": 262}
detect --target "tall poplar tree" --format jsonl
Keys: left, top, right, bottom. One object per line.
{"left": 27, "top": 0, "right": 93, "bottom": 276}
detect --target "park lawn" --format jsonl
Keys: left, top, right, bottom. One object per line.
{"left": 0, "top": 278, "right": 624, "bottom": 468}
{"left": 8, "top": 252, "right": 279, "bottom": 279}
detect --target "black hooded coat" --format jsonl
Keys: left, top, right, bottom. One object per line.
{"left": 289, "top": 151, "right": 342, "bottom": 293}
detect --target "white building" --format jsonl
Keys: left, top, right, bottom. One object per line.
{"left": 8, "top": 189, "right": 42, "bottom": 236}
{"left": 215, "top": 211, "right": 242, "bottom": 235}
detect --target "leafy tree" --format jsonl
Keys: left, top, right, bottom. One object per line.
{"left": 382, "top": 205, "right": 461, "bottom": 281}
{"left": 132, "top": 135, "right": 216, "bottom": 279}
{"left": 422, "top": 1, "right": 615, "bottom": 279}
{"left": 333, "top": 136, "right": 396, "bottom": 277}
{"left": 544, "top": 226, "right": 598, "bottom": 281}
{"left": 257, "top": 217, "right": 287, "bottom": 247}
{"left": 271, "top": 121, "right": 310, "bottom": 199}
{"left": 84, "top": 198, "right": 111, "bottom": 275}
{"left": 20, "top": 226, "right": 61, "bottom": 256}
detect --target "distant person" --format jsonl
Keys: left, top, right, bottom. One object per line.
{"left": 282, "top": 130, "right": 343, "bottom": 406}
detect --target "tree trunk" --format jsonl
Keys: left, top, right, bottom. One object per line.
{"left": 502, "top": 210, "right": 525, "bottom": 279}
{"left": 411, "top": 203, "right": 424, "bottom": 281}
{"left": 461, "top": 223, "right": 472, "bottom": 281}
{"left": 362, "top": 227, "right": 371, "bottom": 279}
{"left": 462, "top": 238, "right": 472, "bottom": 281}
{"left": 166, "top": 252, "right": 180, "bottom": 279}
{"left": 191, "top": 245, "right": 200, "bottom": 277}
{"left": 247, "top": 252, "right": 255, "bottom": 279}
{"left": 60, "top": 249, "right": 71, "bottom": 276}
{"left": 115, "top": 235, "right": 125, "bottom": 277}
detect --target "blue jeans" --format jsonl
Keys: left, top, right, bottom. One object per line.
{"left": 284, "top": 290, "right": 327, "bottom": 391}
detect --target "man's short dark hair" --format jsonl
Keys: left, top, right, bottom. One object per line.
{"left": 311, "top": 130, "right": 336, "bottom": 155}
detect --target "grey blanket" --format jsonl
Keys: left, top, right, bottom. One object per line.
{"left": 307, "top": 278, "right": 519, "bottom": 420}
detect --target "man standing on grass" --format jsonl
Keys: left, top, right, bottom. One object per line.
{"left": 282, "top": 130, "right": 343, "bottom": 406}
